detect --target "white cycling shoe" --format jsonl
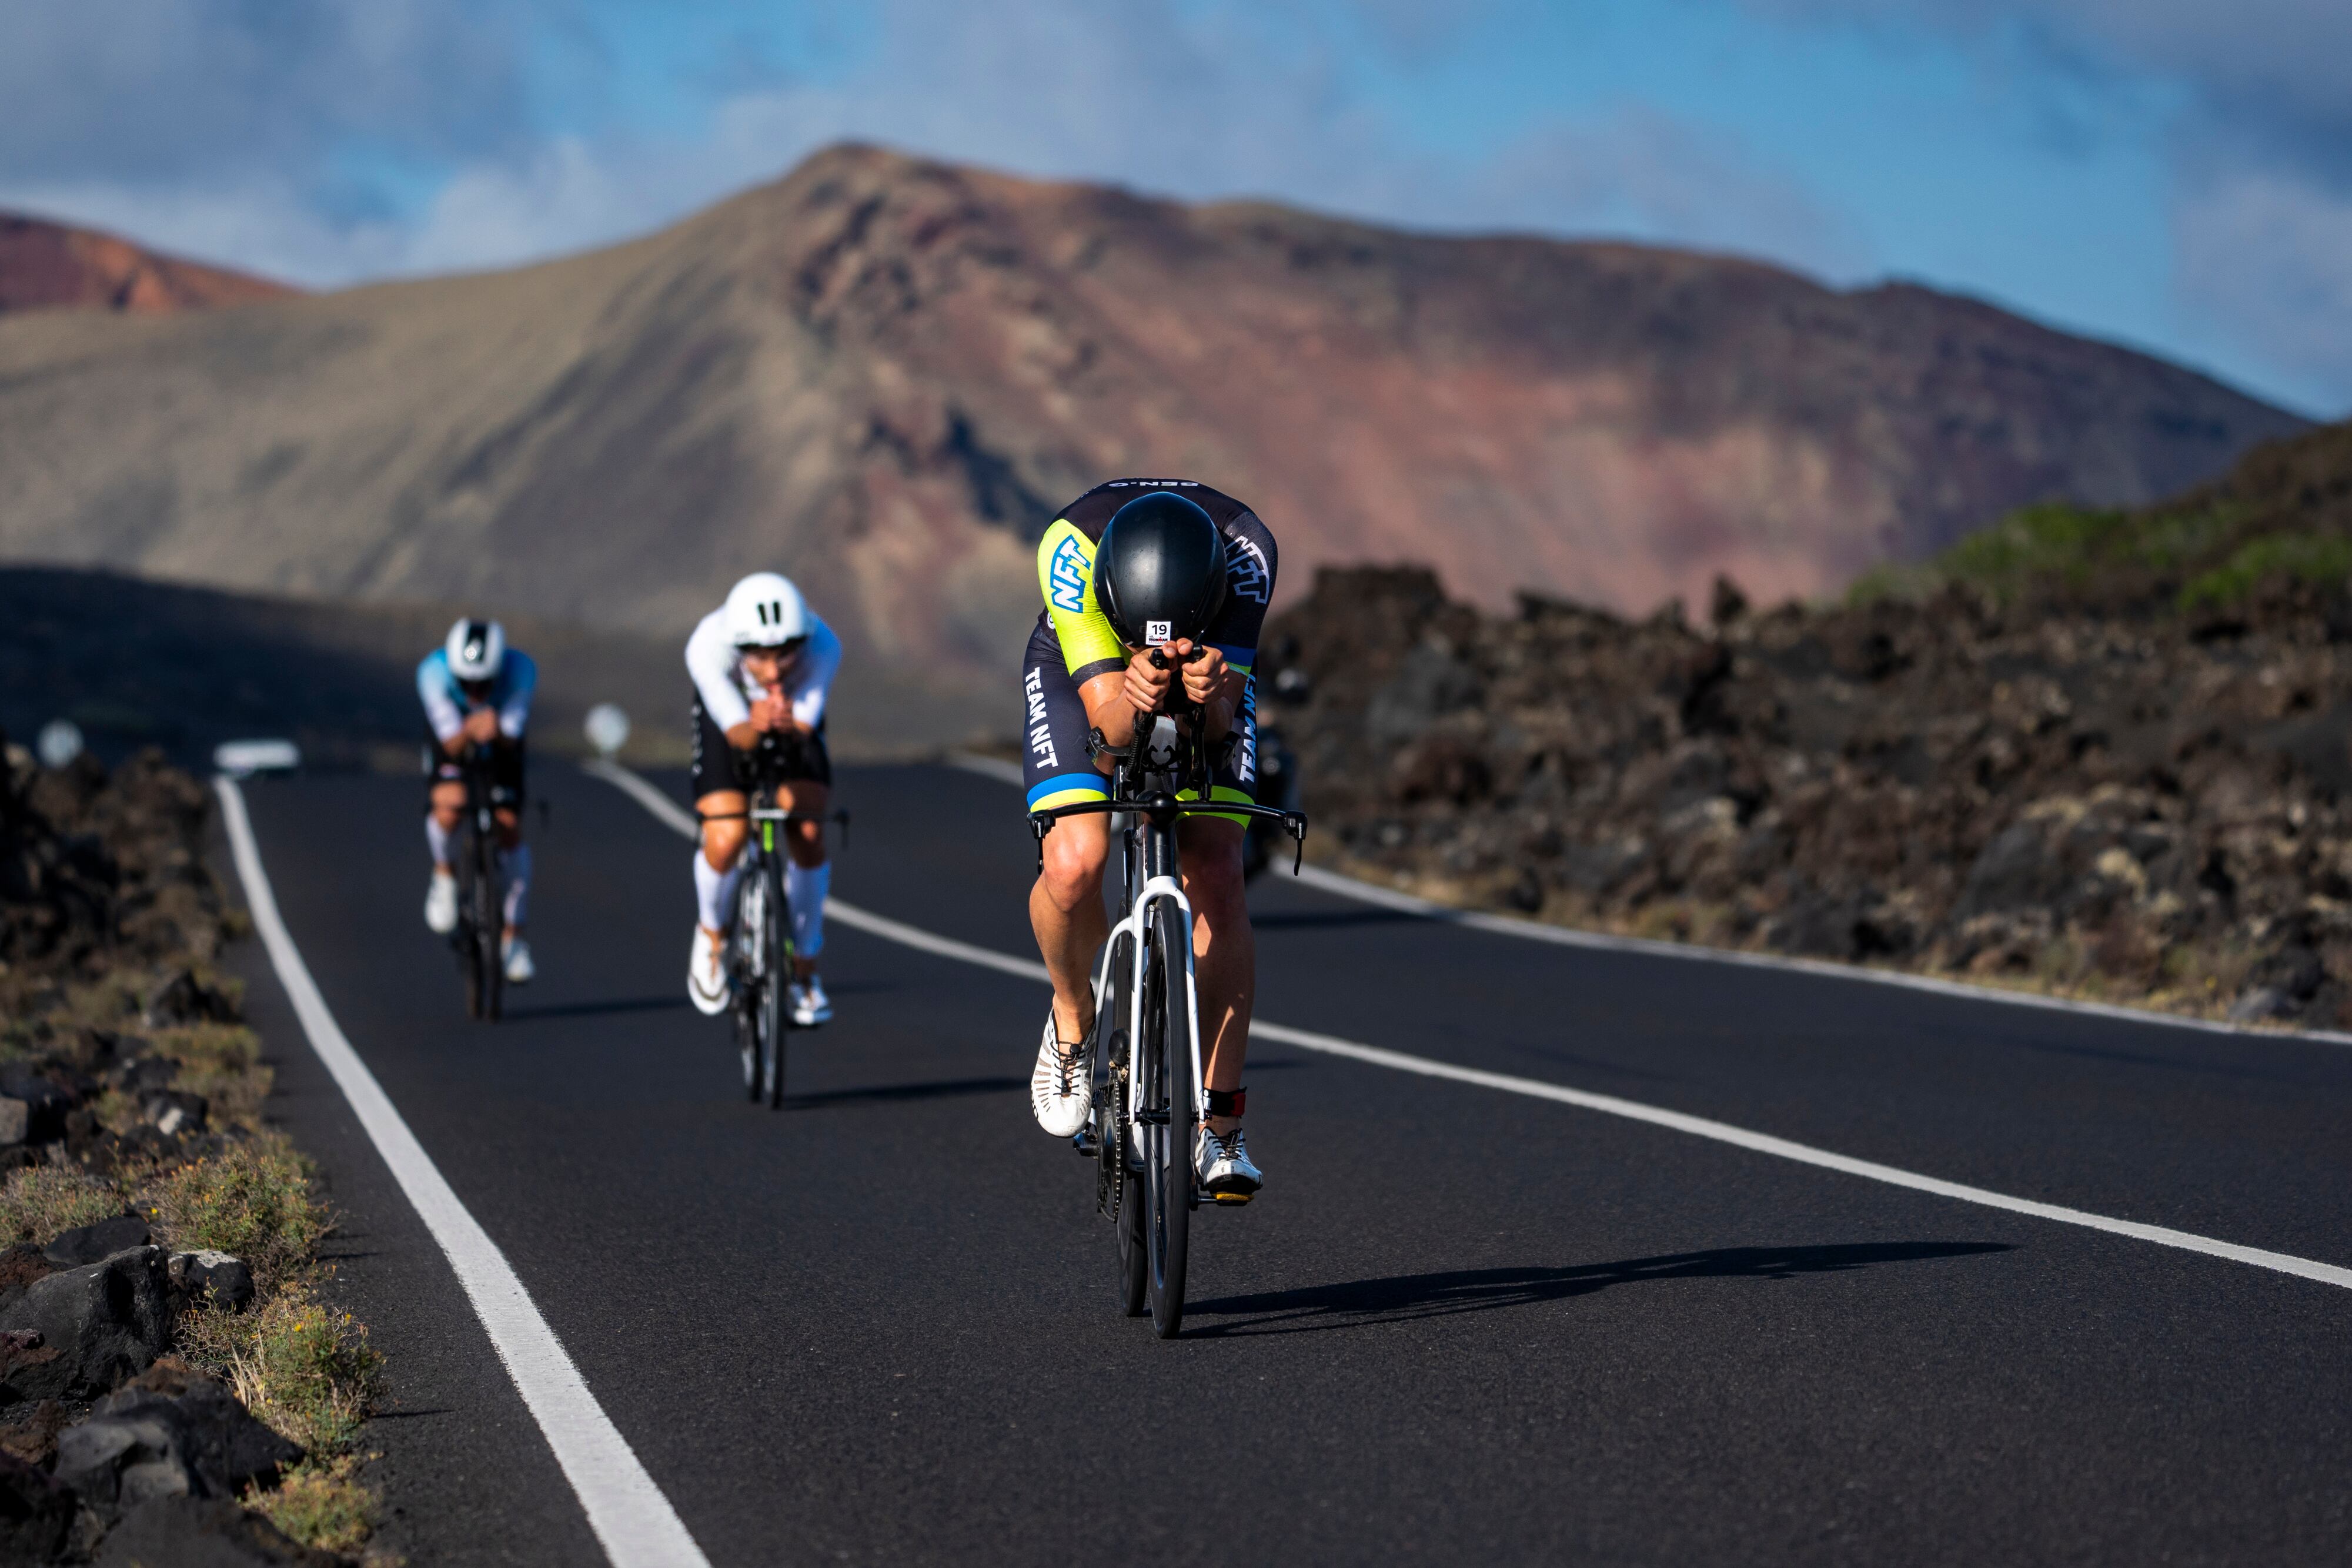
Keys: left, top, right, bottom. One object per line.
{"left": 424, "top": 871, "right": 457, "bottom": 935}
{"left": 789, "top": 975, "right": 833, "bottom": 1027}
{"left": 687, "top": 926, "right": 730, "bottom": 1016}
{"left": 1195, "top": 1125, "right": 1264, "bottom": 1199}
{"left": 1030, "top": 1012, "right": 1093, "bottom": 1138}
{"left": 501, "top": 936, "right": 535, "bottom": 986}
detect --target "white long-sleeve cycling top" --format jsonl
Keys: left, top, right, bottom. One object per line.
{"left": 417, "top": 647, "right": 539, "bottom": 744}
{"left": 684, "top": 606, "right": 841, "bottom": 731}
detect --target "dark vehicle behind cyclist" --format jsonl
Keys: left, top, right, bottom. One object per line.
{"left": 419, "top": 618, "right": 539, "bottom": 984}
{"left": 1024, "top": 480, "right": 1276, "bottom": 1198}
{"left": 684, "top": 572, "right": 842, "bottom": 1028}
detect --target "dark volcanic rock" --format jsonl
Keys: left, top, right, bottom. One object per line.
{"left": 1265, "top": 557, "right": 2352, "bottom": 1027}
{"left": 43, "top": 1216, "right": 150, "bottom": 1269}
{"left": 143, "top": 970, "right": 239, "bottom": 1028}
{"left": 0, "top": 1449, "right": 75, "bottom": 1563}
{"left": 0, "top": 740, "right": 230, "bottom": 985}
{"left": 0, "top": 1068, "right": 78, "bottom": 1146}
{"left": 54, "top": 1370, "right": 299, "bottom": 1524}
{"left": 94, "top": 1495, "right": 339, "bottom": 1567}
{"left": 167, "top": 1253, "right": 254, "bottom": 1315}
{"left": 0, "top": 1247, "right": 171, "bottom": 1402}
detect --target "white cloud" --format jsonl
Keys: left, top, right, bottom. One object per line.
{"left": 2175, "top": 168, "right": 2352, "bottom": 396}
{"left": 1, "top": 0, "right": 1863, "bottom": 296}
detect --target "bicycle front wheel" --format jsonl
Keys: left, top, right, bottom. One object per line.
{"left": 762, "top": 865, "right": 790, "bottom": 1109}
{"left": 1142, "top": 898, "right": 1195, "bottom": 1338}
{"left": 474, "top": 846, "right": 505, "bottom": 1023}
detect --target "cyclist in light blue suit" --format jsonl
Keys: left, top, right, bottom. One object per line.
{"left": 417, "top": 618, "right": 539, "bottom": 984}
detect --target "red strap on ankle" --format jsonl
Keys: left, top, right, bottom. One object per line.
{"left": 1205, "top": 1086, "right": 1246, "bottom": 1118}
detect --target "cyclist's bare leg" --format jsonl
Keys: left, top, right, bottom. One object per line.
{"left": 1180, "top": 817, "right": 1253, "bottom": 1136}
{"left": 1030, "top": 809, "right": 1109, "bottom": 1047}
{"left": 493, "top": 805, "right": 526, "bottom": 943}
{"left": 427, "top": 782, "right": 465, "bottom": 857}
{"left": 694, "top": 790, "right": 749, "bottom": 964}
{"left": 774, "top": 778, "right": 830, "bottom": 982}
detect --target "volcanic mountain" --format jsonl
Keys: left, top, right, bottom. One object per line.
{"left": 0, "top": 144, "right": 2304, "bottom": 736}
{"left": 0, "top": 213, "right": 295, "bottom": 315}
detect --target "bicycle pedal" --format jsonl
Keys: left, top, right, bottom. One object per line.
{"left": 1204, "top": 1189, "right": 1254, "bottom": 1206}
{"left": 1071, "top": 1128, "right": 1100, "bottom": 1158}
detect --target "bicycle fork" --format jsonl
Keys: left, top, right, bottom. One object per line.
{"left": 1122, "top": 875, "right": 1206, "bottom": 1154}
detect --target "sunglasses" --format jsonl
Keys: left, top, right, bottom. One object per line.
{"left": 745, "top": 637, "right": 808, "bottom": 657}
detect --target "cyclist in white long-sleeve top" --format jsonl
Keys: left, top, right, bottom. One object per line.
{"left": 418, "top": 618, "right": 539, "bottom": 985}
{"left": 684, "top": 573, "right": 843, "bottom": 1027}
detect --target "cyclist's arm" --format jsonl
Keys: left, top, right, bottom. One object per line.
{"left": 686, "top": 612, "right": 756, "bottom": 750}
{"left": 786, "top": 618, "right": 841, "bottom": 730}
{"left": 496, "top": 651, "right": 538, "bottom": 739}
{"left": 1193, "top": 512, "right": 1277, "bottom": 762}
{"left": 417, "top": 654, "right": 469, "bottom": 755}
{"left": 1078, "top": 671, "right": 1137, "bottom": 748}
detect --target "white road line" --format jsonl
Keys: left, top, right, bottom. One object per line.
{"left": 593, "top": 758, "right": 2352, "bottom": 1296}
{"left": 941, "top": 749, "right": 2352, "bottom": 1049}
{"left": 215, "top": 779, "right": 712, "bottom": 1568}
{"left": 583, "top": 758, "right": 1049, "bottom": 981}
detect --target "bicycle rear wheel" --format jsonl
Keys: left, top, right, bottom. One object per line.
{"left": 1142, "top": 898, "right": 1195, "bottom": 1338}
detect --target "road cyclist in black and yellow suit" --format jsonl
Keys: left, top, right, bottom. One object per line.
{"left": 1024, "top": 480, "right": 1278, "bottom": 1197}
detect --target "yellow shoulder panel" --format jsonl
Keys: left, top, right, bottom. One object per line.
{"left": 1037, "top": 519, "right": 1124, "bottom": 674}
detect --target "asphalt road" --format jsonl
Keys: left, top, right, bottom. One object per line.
{"left": 220, "top": 761, "right": 2352, "bottom": 1566}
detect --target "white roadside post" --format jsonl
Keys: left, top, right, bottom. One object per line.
{"left": 584, "top": 703, "right": 630, "bottom": 760}
{"left": 36, "top": 720, "right": 83, "bottom": 770}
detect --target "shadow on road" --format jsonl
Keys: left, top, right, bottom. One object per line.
{"left": 784, "top": 1074, "right": 1027, "bottom": 1110}
{"left": 1186, "top": 1241, "right": 2012, "bottom": 1337}
{"left": 1252, "top": 910, "right": 1422, "bottom": 932}
{"left": 502, "top": 995, "right": 691, "bottom": 1022}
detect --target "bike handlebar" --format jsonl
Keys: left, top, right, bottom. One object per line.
{"left": 1028, "top": 795, "right": 1308, "bottom": 875}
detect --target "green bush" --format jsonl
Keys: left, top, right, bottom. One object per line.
{"left": 2179, "top": 532, "right": 2352, "bottom": 609}
{"left": 151, "top": 1137, "right": 325, "bottom": 1286}
{"left": 1939, "top": 502, "right": 2132, "bottom": 593}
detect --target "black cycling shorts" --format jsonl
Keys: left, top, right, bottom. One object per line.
{"left": 422, "top": 728, "right": 526, "bottom": 809}
{"left": 690, "top": 693, "right": 831, "bottom": 798}
{"left": 1018, "top": 616, "right": 1258, "bottom": 820}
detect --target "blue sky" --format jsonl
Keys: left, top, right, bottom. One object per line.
{"left": 4, "top": 1, "right": 2347, "bottom": 415}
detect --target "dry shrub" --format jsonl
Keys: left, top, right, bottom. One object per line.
{"left": 153, "top": 1022, "right": 270, "bottom": 1131}
{"left": 0, "top": 1166, "right": 124, "bottom": 1246}
{"left": 249, "top": 1453, "right": 379, "bottom": 1554}
{"left": 182, "top": 1288, "right": 385, "bottom": 1456}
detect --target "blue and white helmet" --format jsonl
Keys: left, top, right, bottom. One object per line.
{"left": 724, "top": 573, "right": 808, "bottom": 648}
{"left": 444, "top": 618, "right": 506, "bottom": 681}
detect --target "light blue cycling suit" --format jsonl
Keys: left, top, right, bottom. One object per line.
{"left": 416, "top": 648, "right": 539, "bottom": 745}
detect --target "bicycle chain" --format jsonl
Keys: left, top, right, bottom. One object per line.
{"left": 1098, "top": 1035, "right": 1131, "bottom": 1224}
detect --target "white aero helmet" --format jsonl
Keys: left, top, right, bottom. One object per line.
{"left": 445, "top": 618, "right": 506, "bottom": 681}
{"left": 724, "top": 572, "right": 808, "bottom": 648}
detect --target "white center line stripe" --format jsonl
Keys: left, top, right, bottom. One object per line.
{"left": 595, "top": 758, "right": 2352, "bottom": 1296}
{"left": 216, "top": 778, "right": 712, "bottom": 1568}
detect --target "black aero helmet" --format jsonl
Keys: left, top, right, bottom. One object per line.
{"left": 1094, "top": 491, "right": 1228, "bottom": 648}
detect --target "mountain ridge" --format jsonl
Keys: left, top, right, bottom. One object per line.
{"left": 0, "top": 212, "right": 295, "bottom": 315}
{"left": 0, "top": 144, "right": 2306, "bottom": 738}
